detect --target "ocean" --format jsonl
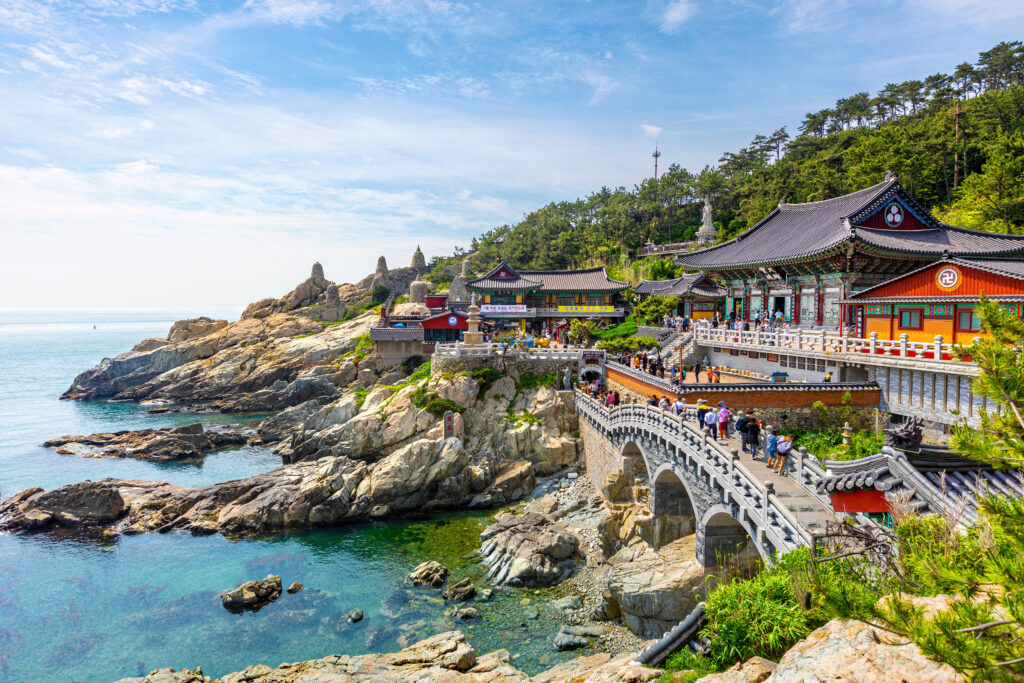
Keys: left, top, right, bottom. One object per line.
{"left": 0, "top": 311, "right": 583, "bottom": 682}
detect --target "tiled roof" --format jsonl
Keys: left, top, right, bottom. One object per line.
{"left": 468, "top": 261, "right": 628, "bottom": 293}
{"left": 370, "top": 327, "right": 423, "bottom": 341}
{"left": 842, "top": 295, "right": 1024, "bottom": 304}
{"left": 467, "top": 262, "right": 543, "bottom": 291}
{"left": 818, "top": 446, "right": 1024, "bottom": 525}
{"left": 634, "top": 273, "right": 726, "bottom": 299}
{"left": 674, "top": 178, "right": 1024, "bottom": 270}
{"left": 855, "top": 226, "right": 1024, "bottom": 256}
{"left": 520, "top": 267, "right": 629, "bottom": 292}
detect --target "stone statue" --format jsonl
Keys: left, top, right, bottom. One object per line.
{"left": 311, "top": 261, "right": 325, "bottom": 282}
{"left": 883, "top": 417, "right": 923, "bottom": 452}
{"left": 696, "top": 196, "right": 717, "bottom": 245}
{"left": 448, "top": 259, "right": 471, "bottom": 302}
{"left": 562, "top": 367, "right": 572, "bottom": 391}
{"left": 376, "top": 256, "right": 389, "bottom": 275}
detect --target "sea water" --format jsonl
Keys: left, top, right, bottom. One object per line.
{"left": 0, "top": 311, "right": 585, "bottom": 682}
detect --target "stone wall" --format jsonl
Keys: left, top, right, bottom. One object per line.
{"left": 606, "top": 367, "right": 880, "bottom": 432}
{"left": 580, "top": 419, "right": 622, "bottom": 490}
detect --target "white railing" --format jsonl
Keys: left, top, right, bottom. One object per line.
{"left": 694, "top": 327, "right": 978, "bottom": 372}
{"left": 433, "top": 344, "right": 604, "bottom": 363}
{"left": 576, "top": 391, "right": 818, "bottom": 552}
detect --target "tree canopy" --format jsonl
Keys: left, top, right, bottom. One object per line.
{"left": 427, "top": 41, "right": 1024, "bottom": 281}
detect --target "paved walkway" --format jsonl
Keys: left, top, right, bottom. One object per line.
{"left": 689, "top": 418, "right": 836, "bottom": 537}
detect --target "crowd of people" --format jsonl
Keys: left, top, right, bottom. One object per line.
{"left": 615, "top": 350, "right": 724, "bottom": 386}
{"left": 581, "top": 385, "right": 798, "bottom": 477}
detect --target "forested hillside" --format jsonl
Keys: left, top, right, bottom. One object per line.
{"left": 426, "top": 40, "right": 1024, "bottom": 285}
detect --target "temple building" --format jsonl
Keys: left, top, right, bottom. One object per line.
{"left": 844, "top": 257, "right": 1024, "bottom": 344}
{"left": 466, "top": 262, "right": 629, "bottom": 332}
{"left": 674, "top": 174, "right": 1024, "bottom": 333}
{"left": 633, "top": 273, "right": 726, "bottom": 320}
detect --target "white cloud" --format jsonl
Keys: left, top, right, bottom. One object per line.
{"left": 660, "top": 0, "right": 697, "bottom": 32}
{"left": 641, "top": 124, "right": 662, "bottom": 137}
{"left": 242, "top": 0, "right": 338, "bottom": 26}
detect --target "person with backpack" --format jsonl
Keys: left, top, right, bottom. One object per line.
{"left": 735, "top": 412, "right": 750, "bottom": 449}
{"left": 745, "top": 414, "right": 762, "bottom": 459}
{"left": 696, "top": 399, "right": 709, "bottom": 429}
{"left": 770, "top": 434, "right": 794, "bottom": 474}
{"left": 764, "top": 426, "right": 778, "bottom": 464}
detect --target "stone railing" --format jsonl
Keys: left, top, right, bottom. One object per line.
{"left": 694, "top": 327, "right": 977, "bottom": 373}
{"left": 576, "top": 391, "right": 816, "bottom": 551}
{"left": 606, "top": 360, "right": 868, "bottom": 395}
{"left": 433, "top": 344, "right": 603, "bottom": 364}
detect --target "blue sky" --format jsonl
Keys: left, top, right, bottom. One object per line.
{"left": 2, "top": 0, "right": 1022, "bottom": 310}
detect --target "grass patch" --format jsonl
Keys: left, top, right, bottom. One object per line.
{"left": 787, "top": 428, "right": 884, "bottom": 462}
{"left": 591, "top": 314, "right": 638, "bottom": 341}
{"left": 504, "top": 410, "right": 542, "bottom": 426}
{"left": 515, "top": 372, "right": 556, "bottom": 390}
{"left": 354, "top": 387, "right": 370, "bottom": 408}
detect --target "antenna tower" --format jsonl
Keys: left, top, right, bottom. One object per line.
{"left": 652, "top": 144, "right": 661, "bottom": 180}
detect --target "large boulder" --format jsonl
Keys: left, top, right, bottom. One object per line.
{"left": 605, "top": 536, "right": 705, "bottom": 638}
{"left": 767, "top": 618, "right": 962, "bottom": 682}
{"left": 480, "top": 513, "right": 581, "bottom": 587}
{"left": 42, "top": 423, "right": 249, "bottom": 462}
{"left": 0, "top": 480, "right": 126, "bottom": 530}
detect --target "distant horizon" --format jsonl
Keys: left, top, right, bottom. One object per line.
{"left": 3, "top": 1, "right": 1022, "bottom": 309}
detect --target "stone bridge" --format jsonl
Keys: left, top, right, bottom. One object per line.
{"left": 576, "top": 391, "right": 835, "bottom": 567}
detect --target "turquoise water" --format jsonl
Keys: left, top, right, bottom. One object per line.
{"left": 0, "top": 311, "right": 585, "bottom": 682}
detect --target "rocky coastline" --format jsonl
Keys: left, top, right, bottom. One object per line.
{"left": 6, "top": 259, "right": 968, "bottom": 682}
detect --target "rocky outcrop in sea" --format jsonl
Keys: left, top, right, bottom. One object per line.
{"left": 42, "top": 423, "right": 252, "bottom": 462}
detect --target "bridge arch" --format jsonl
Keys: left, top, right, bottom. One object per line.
{"left": 700, "top": 505, "right": 768, "bottom": 573}
{"left": 621, "top": 440, "right": 649, "bottom": 484}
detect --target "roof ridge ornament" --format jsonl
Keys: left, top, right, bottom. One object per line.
{"left": 884, "top": 170, "right": 897, "bottom": 182}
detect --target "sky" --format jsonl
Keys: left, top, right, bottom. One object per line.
{"left": 1, "top": 0, "right": 1022, "bottom": 310}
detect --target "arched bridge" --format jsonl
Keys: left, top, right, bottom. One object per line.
{"left": 575, "top": 391, "right": 836, "bottom": 567}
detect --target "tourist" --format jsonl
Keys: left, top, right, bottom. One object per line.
{"left": 823, "top": 371, "right": 833, "bottom": 383}
{"left": 680, "top": 366, "right": 687, "bottom": 383}
{"left": 717, "top": 401, "right": 730, "bottom": 440}
{"left": 735, "top": 411, "right": 749, "bottom": 450}
{"left": 764, "top": 426, "right": 778, "bottom": 465}
{"left": 671, "top": 396, "right": 686, "bottom": 415}
{"left": 696, "top": 399, "right": 709, "bottom": 428}
{"left": 745, "top": 414, "right": 761, "bottom": 458}
{"left": 648, "top": 394, "right": 659, "bottom": 406}
{"left": 704, "top": 405, "right": 718, "bottom": 438}
{"left": 658, "top": 395, "right": 670, "bottom": 409}
{"left": 713, "top": 367, "right": 721, "bottom": 383}
{"left": 693, "top": 361, "right": 702, "bottom": 382}
{"left": 773, "top": 435, "right": 794, "bottom": 474}
{"left": 613, "top": 391, "right": 620, "bottom": 406}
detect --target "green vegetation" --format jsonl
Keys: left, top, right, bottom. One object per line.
{"left": 636, "top": 295, "right": 677, "bottom": 325}
{"left": 504, "top": 410, "right": 542, "bottom": 426}
{"left": 590, "top": 315, "right": 638, "bottom": 341}
{"left": 422, "top": 42, "right": 1024, "bottom": 282}
{"left": 353, "top": 387, "right": 370, "bottom": 408}
{"left": 339, "top": 333, "right": 374, "bottom": 363}
{"left": 410, "top": 384, "right": 465, "bottom": 418}
{"left": 788, "top": 428, "right": 884, "bottom": 462}
{"left": 595, "top": 336, "right": 660, "bottom": 354}
{"left": 659, "top": 549, "right": 825, "bottom": 681}
{"left": 515, "top": 372, "right": 557, "bottom": 390}
{"left": 471, "top": 366, "right": 503, "bottom": 398}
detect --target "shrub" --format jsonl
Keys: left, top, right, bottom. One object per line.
{"left": 701, "top": 555, "right": 818, "bottom": 668}
{"left": 410, "top": 385, "right": 465, "bottom": 417}
{"left": 596, "top": 336, "right": 660, "bottom": 354}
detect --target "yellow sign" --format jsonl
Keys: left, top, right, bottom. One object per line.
{"left": 557, "top": 305, "right": 614, "bottom": 313}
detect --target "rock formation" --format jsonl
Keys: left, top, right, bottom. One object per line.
{"left": 408, "top": 561, "right": 449, "bottom": 587}
{"left": 602, "top": 536, "right": 706, "bottom": 638}
{"left": 442, "top": 577, "right": 476, "bottom": 602}
{"left": 42, "top": 423, "right": 251, "bottom": 462}
{"left": 114, "top": 630, "right": 661, "bottom": 683}
{"left": 168, "top": 317, "right": 228, "bottom": 343}
{"left": 61, "top": 308, "right": 375, "bottom": 411}
{"left": 221, "top": 574, "right": 282, "bottom": 613}
{"left": 409, "top": 278, "right": 430, "bottom": 304}
{"left": 480, "top": 513, "right": 581, "bottom": 587}
{"left": 242, "top": 262, "right": 346, "bottom": 322}
{"left": 411, "top": 245, "right": 427, "bottom": 271}
{"left": 448, "top": 259, "right": 472, "bottom": 302}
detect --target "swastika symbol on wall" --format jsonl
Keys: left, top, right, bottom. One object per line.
{"left": 937, "top": 267, "right": 960, "bottom": 290}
